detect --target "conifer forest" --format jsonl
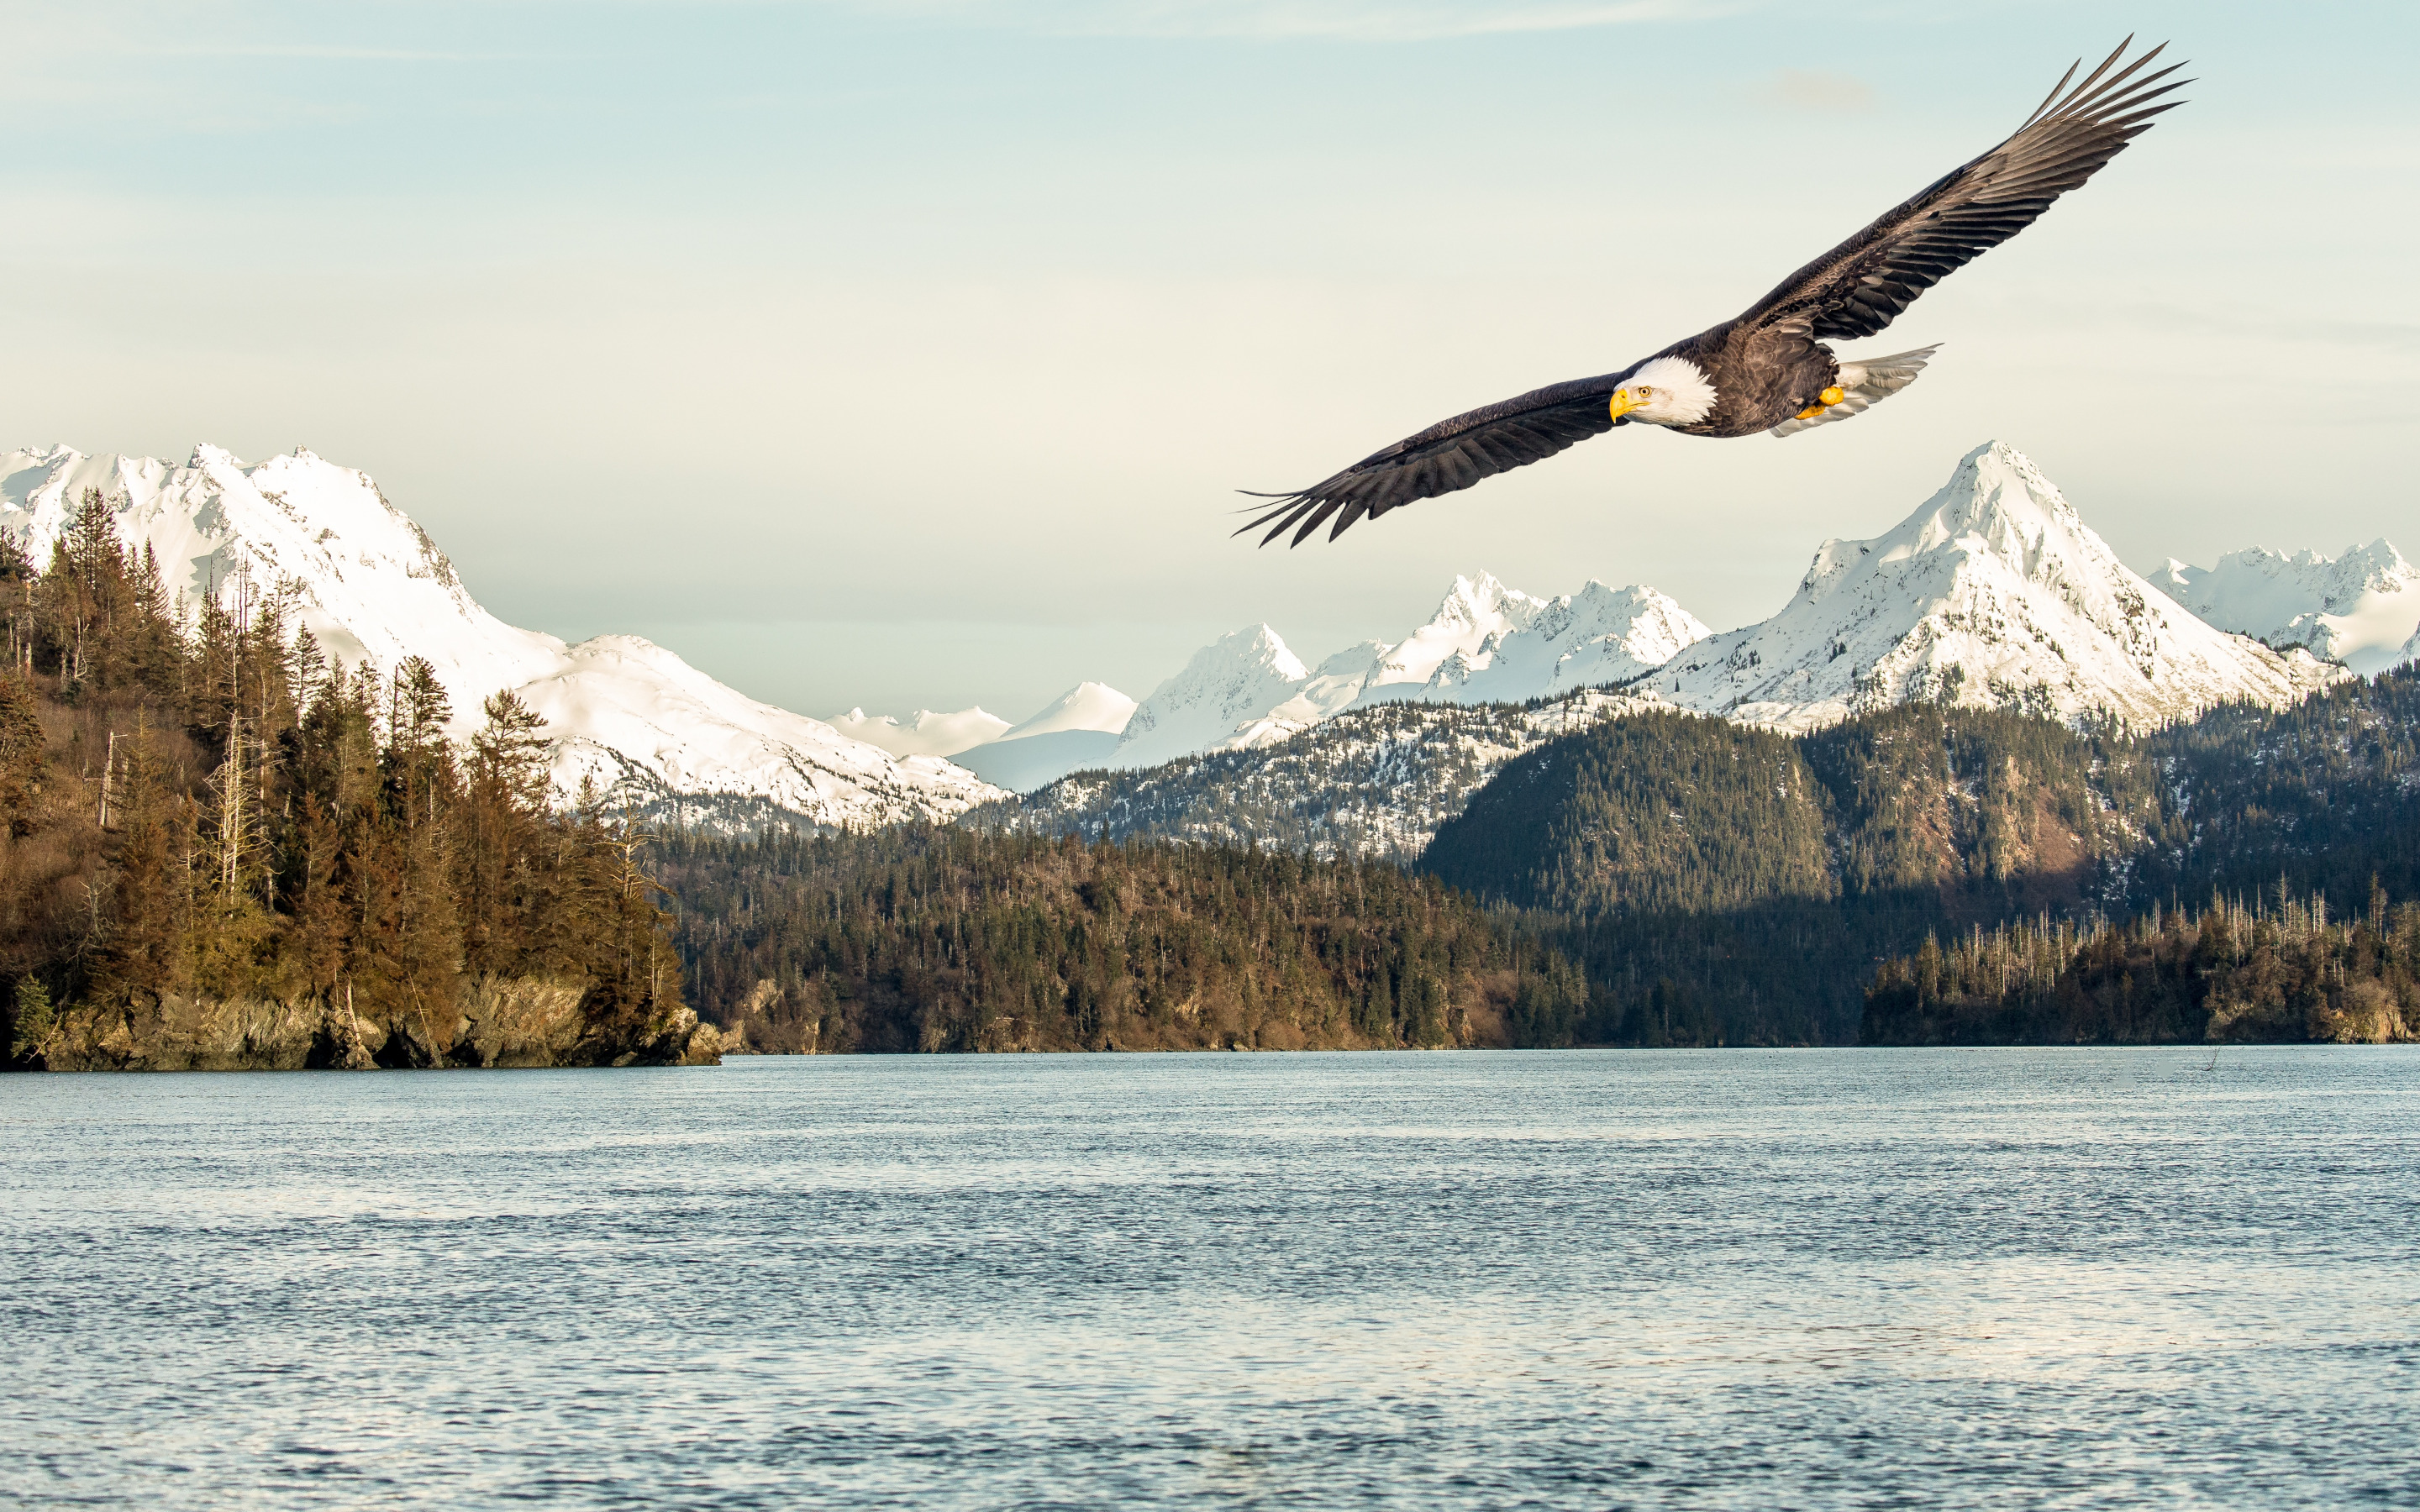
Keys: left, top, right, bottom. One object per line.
{"left": 0, "top": 491, "right": 701, "bottom": 1070}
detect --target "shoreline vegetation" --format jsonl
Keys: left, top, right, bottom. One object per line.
{"left": 2, "top": 487, "right": 2413, "bottom": 1069}
{"left": 661, "top": 827, "right": 1584, "bottom": 1054}
{"left": 1864, "top": 886, "right": 2419, "bottom": 1045}
{"left": 0, "top": 490, "right": 711, "bottom": 1073}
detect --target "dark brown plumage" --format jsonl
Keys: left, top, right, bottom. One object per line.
{"left": 1239, "top": 39, "right": 2187, "bottom": 548}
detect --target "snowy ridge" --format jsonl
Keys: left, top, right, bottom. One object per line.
{"left": 1659, "top": 441, "right": 2345, "bottom": 732}
{"left": 0, "top": 444, "right": 1001, "bottom": 829}
{"left": 1109, "top": 626, "right": 1317, "bottom": 769}
{"left": 997, "top": 681, "right": 1137, "bottom": 741}
{"left": 0, "top": 444, "right": 567, "bottom": 706}
{"left": 828, "top": 706, "right": 1009, "bottom": 758}
{"left": 1107, "top": 575, "right": 1710, "bottom": 770}
{"left": 1353, "top": 572, "right": 1552, "bottom": 702}
{"left": 1408, "top": 581, "right": 1710, "bottom": 705}
{"left": 2147, "top": 540, "right": 2419, "bottom": 675}
{"left": 951, "top": 682, "right": 1140, "bottom": 795}
{"left": 518, "top": 637, "right": 997, "bottom": 827}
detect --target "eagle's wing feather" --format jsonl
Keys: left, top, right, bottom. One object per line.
{"left": 1236, "top": 369, "right": 1635, "bottom": 546}
{"left": 1740, "top": 38, "right": 2187, "bottom": 343}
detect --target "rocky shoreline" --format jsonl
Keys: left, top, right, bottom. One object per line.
{"left": 17, "top": 977, "right": 723, "bottom": 1072}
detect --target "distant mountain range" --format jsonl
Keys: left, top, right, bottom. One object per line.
{"left": 4, "top": 438, "right": 2409, "bottom": 832}
{"left": 914, "top": 443, "right": 2395, "bottom": 790}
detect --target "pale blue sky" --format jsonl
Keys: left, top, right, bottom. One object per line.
{"left": 6, "top": 2, "right": 2415, "bottom": 720}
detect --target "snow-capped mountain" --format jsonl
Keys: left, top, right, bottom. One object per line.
{"left": 998, "top": 681, "right": 1136, "bottom": 741}
{"left": 2146, "top": 540, "right": 2419, "bottom": 675}
{"left": 0, "top": 444, "right": 1001, "bottom": 828}
{"left": 828, "top": 706, "right": 1009, "bottom": 758}
{"left": 0, "top": 444, "right": 567, "bottom": 703}
{"left": 1352, "top": 572, "right": 1552, "bottom": 702}
{"left": 1660, "top": 441, "right": 2344, "bottom": 731}
{"left": 517, "top": 637, "right": 999, "bottom": 829}
{"left": 1106, "top": 575, "right": 1709, "bottom": 769}
{"left": 1408, "top": 581, "right": 1710, "bottom": 705}
{"left": 954, "top": 681, "right": 1139, "bottom": 793}
{"left": 1110, "top": 626, "right": 1315, "bottom": 770}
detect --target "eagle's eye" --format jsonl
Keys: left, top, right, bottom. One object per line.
{"left": 1638, "top": 386, "right": 1655, "bottom": 397}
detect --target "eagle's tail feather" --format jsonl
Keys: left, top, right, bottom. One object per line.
{"left": 1769, "top": 345, "right": 1940, "bottom": 438}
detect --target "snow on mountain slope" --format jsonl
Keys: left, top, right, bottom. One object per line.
{"left": 1420, "top": 582, "right": 1710, "bottom": 705}
{"left": 997, "top": 682, "right": 1137, "bottom": 740}
{"left": 521, "top": 637, "right": 994, "bottom": 827}
{"left": 0, "top": 444, "right": 1000, "bottom": 827}
{"left": 0, "top": 444, "right": 566, "bottom": 706}
{"left": 1109, "top": 626, "right": 1313, "bottom": 770}
{"left": 1660, "top": 441, "right": 2344, "bottom": 732}
{"left": 988, "top": 691, "right": 1659, "bottom": 862}
{"left": 951, "top": 682, "right": 1139, "bottom": 793}
{"left": 1354, "top": 572, "right": 1550, "bottom": 703}
{"left": 2402, "top": 626, "right": 2420, "bottom": 668}
{"left": 1103, "top": 575, "right": 1707, "bottom": 769}
{"left": 2146, "top": 540, "right": 2419, "bottom": 675}
{"left": 955, "top": 731, "right": 1118, "bottom": 794}
{"left": 828, "top": 706, "right": 1009, "bottom": 758}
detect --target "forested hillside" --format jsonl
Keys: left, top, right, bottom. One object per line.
{"left": 1418, "top": 680, "right": 2420, "bottom": 1046}
{"left": 655, "top": 676, "right": 2417, "bottom": 1054}
{"left": 1865, "top": 886, "right": 2419, "bottom": 1044}
{"left": 0, "top": 490, "right": 703, "bottom": 1071}
{"left": 655, "top": 826, "right": 1586, "bottom": 1053}
{"left": 2130, "top": 675, "right": 2420, "bottom": 906}
{"left": 965, "top": 694, "right": 1644, "bottom": 862}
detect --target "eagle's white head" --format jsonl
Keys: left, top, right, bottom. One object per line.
{"left": 1608, "top": 357, "right": 1717, "bottom": 428}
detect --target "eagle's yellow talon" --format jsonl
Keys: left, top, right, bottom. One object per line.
{"left": 1795, "top": 403, "right": 1827, "bottom": 420}
{"left": 1819, "top": 386, "right": 1845, "bottom": 406}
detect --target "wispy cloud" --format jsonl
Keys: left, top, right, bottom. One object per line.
{"left": 868, "top": 0, "right": 1739, "bottom": 41}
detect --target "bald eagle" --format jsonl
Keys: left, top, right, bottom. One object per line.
{"left": 1239, "top": 39, "right": 2186, "bottom": 548}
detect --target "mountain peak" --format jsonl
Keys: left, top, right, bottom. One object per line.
{"left": 1905, "top": 439, "right": 2081, "bottom": 566}
{"left": 998, "top": 681, "right": 1137, "bottom": 742}
{"left": 1430, "top": 569, "right": 1547, "bottom": 632}
{"left": 1110, "top": 624, "right": 1317, "bottom": 769}
{"left": 2152, "top": 534, "right": 2419, "bottom": 673}
{"left": 1664, "top": 441, "right": 2344, "bottom": 730}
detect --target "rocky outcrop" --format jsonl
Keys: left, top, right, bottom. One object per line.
{"left": 27, "top": 977, "right": 718, "bottom": 1072}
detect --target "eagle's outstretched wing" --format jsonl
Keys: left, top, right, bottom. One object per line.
{"left": 1234, "top": 370, "right": 1635, "bottom": 547}
{"left": 1239, "top": 370, "right": 1635, "bottom": 549}
{"left": 1739, "top": 37, "right": 2187, "bottom": 343}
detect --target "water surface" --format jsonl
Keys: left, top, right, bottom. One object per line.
{"left": 5, "top": 1048, "right": 2417, "bottom": 1508}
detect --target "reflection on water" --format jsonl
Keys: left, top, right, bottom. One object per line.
{"left": 3, "top": 1048, "right": 2415, "bottom": 1509}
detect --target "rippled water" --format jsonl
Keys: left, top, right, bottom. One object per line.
{"left": 5, "top": 1048, "right": 2417, "bottom": 1509}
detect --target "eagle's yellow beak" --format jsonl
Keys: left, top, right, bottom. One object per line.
{"left": 1608, "top": 388, "right": 1641, "bottom": 420}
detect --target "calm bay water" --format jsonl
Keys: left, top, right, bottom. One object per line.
{"left": 3, "top": 1048, "right": 2417, "bottom": 1509}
